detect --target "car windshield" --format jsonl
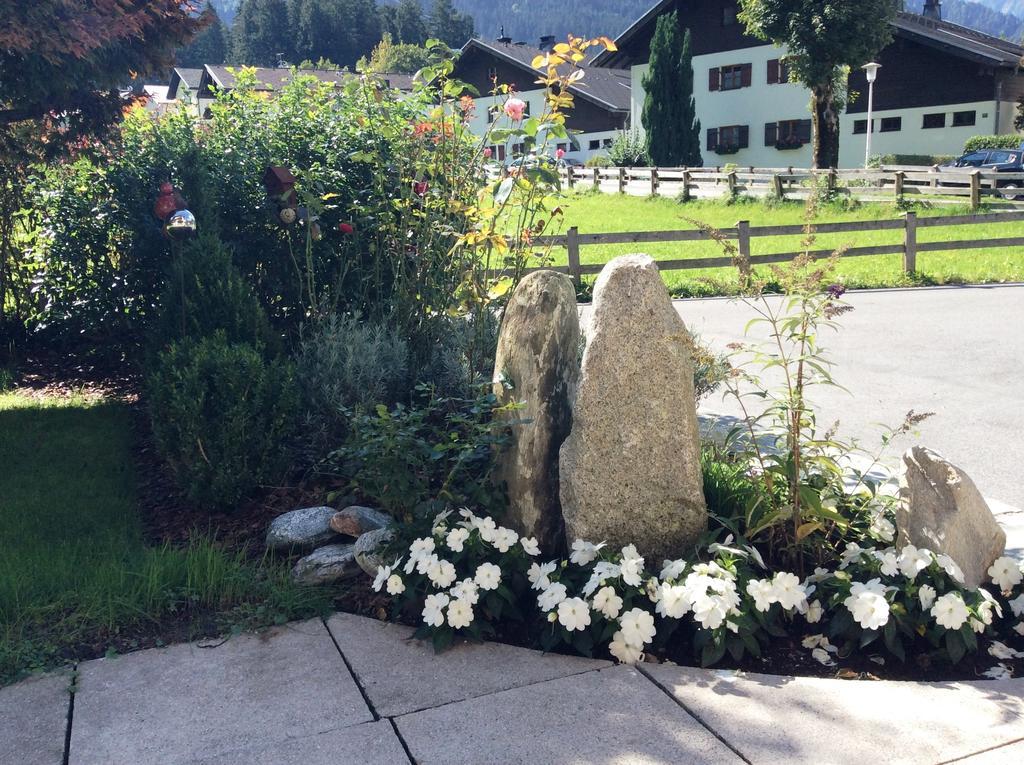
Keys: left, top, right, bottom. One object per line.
{"left": 960, "top": 152, "right": 989, "bottom": 165}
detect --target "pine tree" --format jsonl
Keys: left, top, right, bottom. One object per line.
{"left": 428, "top": 0, "right": 473, "bottom": 48}
{"left": 389, "top": 0, "right": 429, "bottom": 45}
{"left": 178, "top": 3, "right": 228, "bottom": 67}
{"left": 231, "top": 0, "right": 292, "bottom": 66}
{"left": 290, "top": 0, "right": 380, "bottom": 69}
{"left": 641, "top": 13, "right": 701, "bottom": 167}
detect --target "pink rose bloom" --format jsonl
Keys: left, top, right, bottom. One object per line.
{"left": 556, "top": 148, "right": 566, "bottom": 159}
{"left": 504, "top": 98, "right": 526, "bottom": 121}
{"left": 483, "top": 147, "right": 492, "bottom": 159}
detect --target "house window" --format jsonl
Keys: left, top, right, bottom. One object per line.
{"left": 557, "top": 142, "right": 568, "bottom": 152}
{"left": 952, "top": 110, "right": 977, "bottom": 127}
{"left": 722, "top": 5, "right": 738, "bottom": 25}
{"left": 589, "top": 139, "right": 600, "bottom": 150}
{"left": 767, "top": 59, "right": 791, "bottom": 85}
{"left": 708, "top": 125, "right": 749, "bottom": 153}
{"left": 489, "top": 145, "right": 506, "bottom": 161}
{"left": 765, "top": 119, "right": 811, "bottom": 148}
{"left": 602, "top": 138, "right": 613, "bottom": 148}
{"left": 880, "top": 116, "right": 902, "bottom": 132}
{"left": 720, "top": 64, "right": 748, "bottom": 90}
{"left": 922, "top": 113, "right": 945, "bottom": 129}
{"left": 511, "top": 142, "right": 525, "bottom": 155}
{"left": 852, "top": 119, "right": 871, "bottom": 135}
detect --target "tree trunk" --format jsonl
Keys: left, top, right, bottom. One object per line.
{"left": 811, "top": 82, "right": 841, "bottom": 169}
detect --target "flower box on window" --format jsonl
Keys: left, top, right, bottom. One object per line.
{"left": 715, "top": 143, "right": 740, "bottom": 156}
{"left": 775, "top": 136, "right": 803, "bottom": 151}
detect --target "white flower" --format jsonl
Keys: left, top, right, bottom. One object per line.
{"left": 745, "top": 545, "right": 766, "bottom": 569}
{"left": 609, "top": 630, "right": 644, "bottom": 664}
{"left": 811, "top": 648, "right": 836, "bottom": 666}
{"left": 474, "top": 562, "right": 502, "bottom": 591}
{"left": 415, "top": 553, "right": 437, "bottom": 575}
{"left": 656, "top": 583, "right": 689, "bottom": 619}
{"left": 583, "top": 561, "right": 621, "bottom": 596}
{"left": 450, "top": 578, "right": 479, "bottom": 605}
{"left": 619, "top": 608, "right": 656, "bottom": 647}
{"left": 918, "top": 584, "right": 937, "bottom": 611}
{"left": 660, "top": 559, "right": 687, "bottom": 582}
{"left": 772, "top": 572, "right": 809, "bottom": 612}
{"left": 970, "top": 617, "right": 986, "bottom": 633}
{"left": 806, "top": 567, "right": 832, "bottom": 584}
{"left": 803, "top": 634, "right": 837, "bottom": 652}
{"left": 491, "top": 526, "right": 519, "bottom": 553}
{"left": 569, "top": 539, "right": 603, "bottom": 566}
{"left": 872, "top": 550, "right": 900, "bottom": 578}
{"left": 936, "top": 554, "right": 965, "bottom": 584}
{"left": 983, "top": 664, "right": 1013, "bottom": 680}
{"left": 746, "top": 578, "right": 776, "bottom": 613}
{"left": 386, "top": 574, "right": 405, "bottom": 595}
{"left": 372, "top": 562, "right": 394, "bottom": 592}
{"left": 409, "top": 537, "right": 436, "bottom": 561}
{"left": 538, "top": 581, "right": 568, "bottom": 611}
{"left": 476, "top": 516, "right": 498, "bottom": 543}
{"left": 619, "top": 544, "right": 645, "bottom": 587}
{"left": 988, "top": 557, "right": 1023, "bottom": 594}
{"left": 988, "top": 641, "right": 1024, "bottom": 660}
{"left": 447, "top": 598, "right": 474, "bottom": 630}
{"left": 806, "top": 599, "right": 823, "bottom": 624}
{"left": 839, "top": 543, "right": 866, "bottom": 569}
{"left": 558, "top": 597, "right": 592, "bottom": 631}
{"left": 977, "top": 594, "right": 1000, "bottom": 626}
{"left": 446, "top": 527, "right": 469, "bottom": 553}
{"left": 931, "top": 592, "right": 970, "bottom": 630}
{"left": 427, "top": 557, "right": 457, "bottom": 588}
{"left": 1010, "top": 593, "right": 1024, "bottom": 619}
{"left": 592, "top": 586, "right": 623, "bottom": 619}
{"left": 897, "top": 545, "right": 932, "bottom": 580}
{"left": 520, "top": 537, "right": 541, "bottom": 556}
{"left": 528, "top": 560, "right": 556, "bottom": 591}
{"left": 692, "top": 589, "right": 739, "bottom": 630}
{"left": 844, "top": 580, "right": 890, "bottom": 630}
{"left": 422, "top": 593, "right": 449, "bottom": 627}
{"left": 869, "top": 514, "right": 896, "bottom": 542}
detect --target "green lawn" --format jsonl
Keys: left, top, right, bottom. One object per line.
{"left": 538, "top": 192, "right": 1024, "bottom": 296}
{"left": 0, "top": 391, "right": 329, "bottom": 684}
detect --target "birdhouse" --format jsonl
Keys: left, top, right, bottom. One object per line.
{"left": 262, "top": 166, "right": 297, "bottom": 196}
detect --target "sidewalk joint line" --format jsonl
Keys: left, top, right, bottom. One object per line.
{"left": 321, "top": 616, "right": 380, "bottom": 722}
{"left": 637, "top": 665, "right": 752, "bottom": 765}
{"left": 937, "top": 735, "right": 1024, "bottom": 764}
{"left": 388, "top": 718, "right": 419, "bottom": 765}
{"left": 62, "top": 665, "right": 78, "bottom": 765}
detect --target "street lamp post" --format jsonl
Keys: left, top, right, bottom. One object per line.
{"left": 863, "top": 62, "right": 881, "bottom": 169}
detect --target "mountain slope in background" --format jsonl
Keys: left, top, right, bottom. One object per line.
{"left": 910, "top": 0, "right": 1024, "bottom": 40}
{"left": 210, "top": 0, "right": 240, "bottom": 25}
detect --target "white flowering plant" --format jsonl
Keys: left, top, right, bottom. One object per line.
{"left": 371, "top": 509, "right": 539, "bottom": 651}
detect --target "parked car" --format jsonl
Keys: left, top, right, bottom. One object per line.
{"left": 951, "top": 147, "right": 1024, "bottom": 200}
{"left": 557, "top": 157, "right": 584, "bottom": 169}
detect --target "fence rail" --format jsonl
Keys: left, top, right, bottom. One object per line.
{"left": 503, "top": 209, "right": 1024, "bottom": 284}
{"left": 557, "top": 165, "right": 1024, "bottom": 208}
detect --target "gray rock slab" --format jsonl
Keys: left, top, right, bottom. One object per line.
{"left": 267, "top": 506, "right": 339, "bottom": 551}
{"left": 325, "top": 611, "right": 610, "bottom": 717}
{"left": 0, "top": 672, "right": 70, "bottom": 765}
{"left": 189, "top": 721, "right": 409, "bottom": 765}
{"left": 70, "top": 619, "right": 372, "bottom": 764}
{"left": 643, "top": 664, "right": 1024, "bottom": 765}
{"left": 395, "top": 665, "right": 742, "bottom": 764}
{"left": 292, "top": 543, "right": 360, "bottom": 585}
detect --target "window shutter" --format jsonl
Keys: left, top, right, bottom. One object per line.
{"left": 765, "top": 122, "right": 778, "bottom": 146}
{"left": 798, "top": 119, "right": 812, "bottom": 143}
{"left": 739, "top": 125, "right": 750, "bottom": 149}
{"left": 709, "top": 67, "right": 720, "bottom": 91}
{"left": 741, "top": 64, "right": 752, "bottom": 87}
{"left": 707, "top": 128, "right": 719, "bottom": 151}
{"left": 767, "top": 59, "right": 779, "bottom": 85}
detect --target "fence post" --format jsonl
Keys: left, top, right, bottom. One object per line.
{"left": 894, "top": 170, "right": 905, "bottom": 202}
{"left": 727, "top": 170, "right": 738, "bottom": 197}
{"left": 566, "top": 226, "right": 582, "bottom": 287}
{"left": 970, "top": 170, "right": 982, "bottom": 210}
{"left": 772, "top": 172, "right": 784, "bottom": 200}
{"left": 827, "top": 167, "right": 838, "bottom": 195}
{"left": 736, "top": 220, "right": 752, "bottom": 281}
{"left": 681, "top": 168, "right": 691, "bottom": 201}
{"left": 567, "top": 166, "right": 575, "bottom": 190}
{"left": 618, "top": 167, "right": 627, "bottom": 194}
{"left": 650, "top": 167, "right": 659, "bottom": 196}
{"left": 931, "top": 164, "right": 939, "bottom": 190}
{"left": 903, "top": 211, "right": 917, "bottom": 275}
{"left": 593, "top": 167, "right": 600, "bottom": 190}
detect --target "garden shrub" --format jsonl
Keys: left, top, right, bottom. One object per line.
{"left": 606, "top": 129, "right": 649, "bottom": 168}
{"left": 151, "top": 232, "right": 278, "bottom": 353}
{"left": 584, "top": 154, "right": 612, "bottom": 168}
{"left": 877, "top": 153, "right": 955, "bottom": 167}
{"left": 963, "top": 135, "right": 1023, "bottom": 152}
{"left": 147, "top": 333, "right": 300, "bottom": 510}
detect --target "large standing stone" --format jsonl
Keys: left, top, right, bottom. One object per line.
{"left": 492, "top": 270, "right": 581, "bottom": 552}
{"left": 266, "top": 506, "right": 338, "bottom": 551}
{"left": 330, "top": 506, "right": 392, "bottom": 537}
{"left": 559, "top": 255, "right": 707, "bottom": 562}
{"left": 897, "top": 446, "right": 1006, "bottom": 589}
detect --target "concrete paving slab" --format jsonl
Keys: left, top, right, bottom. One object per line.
{"left": 70, "top": 618, "right": 372, "bottom": 764}
{"left": 643, "top": 664, "right": 1024, "bottom": 765}
{"left": 950, "top": 738, "right": 1024, "bottom": 763}
{"left": 189, "top": 721, "right": 410, "bottom": 765}
{"left": 326, "top": 611, "right": 610, "bottom": 717}
{"left": 0, "top": 672, "right": 71, "bottom": 765}
{"left": 395, "top": 664, "right": 743, "bottom": 764}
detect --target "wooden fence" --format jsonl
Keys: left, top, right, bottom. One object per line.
{"left": 514, "top": 209, "right": 1024, "bottom": 284}
{"left": 559, "top": 165, "right": 1024, "bottom": 208}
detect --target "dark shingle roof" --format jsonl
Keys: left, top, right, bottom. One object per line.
{"left": 893, "top": 11, "right": 1024, "bottom": 67}
{"left": 200, "top": 66, "right": 416, "bottom": 94}
{"left": 461, "top": 38, "right": 631, "bottom": 113}
{"left": 166, "top": 67, "right": 204, "bottom": 100}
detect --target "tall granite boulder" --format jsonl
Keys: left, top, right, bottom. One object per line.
{"left": 897, "top": 446, "right": 1006, "bottom": 589}
{"left": 559, "top": 255, "right": 707, "bottom": 562}
{"left": 492, "top": 270, "right": 580, "bottom": 553}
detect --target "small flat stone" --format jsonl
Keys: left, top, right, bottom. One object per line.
{"left": 354, "top": 527, "right": 396, "bottom": 579}
{"left": 292, "top": 544, "right": 360, "bottom": 585}
{"left": 329, "top": 506, "right": 392, "bottom": 537}
{"left": 0, "top": 672, "right": 70, "bottom": 765}
{"left": 266, "top": 506, "right": 338, "bottom": 551}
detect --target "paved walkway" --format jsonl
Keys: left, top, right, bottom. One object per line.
{"left": 4, "top": 612, "right": 1023, "bottom": 764}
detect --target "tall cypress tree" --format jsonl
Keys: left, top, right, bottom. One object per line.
{"left": 641, "top": 13, "right": 701, "bottom": 167}
{"left": 428, "top": 0, "right": 473, "bottom": 49}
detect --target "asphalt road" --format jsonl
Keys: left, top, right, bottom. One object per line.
{"left": 583, "top": 284, "right": 1024, "bottom": 507}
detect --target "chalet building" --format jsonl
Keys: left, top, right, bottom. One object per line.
{"left": 592, "top": 0, "right": 1024, "bottom": 167}
{"left": 455, "top": 36, "right": 631, "bottom": 163}
{"left": 166, "top": 68, "right": 205, "bottom": 116}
